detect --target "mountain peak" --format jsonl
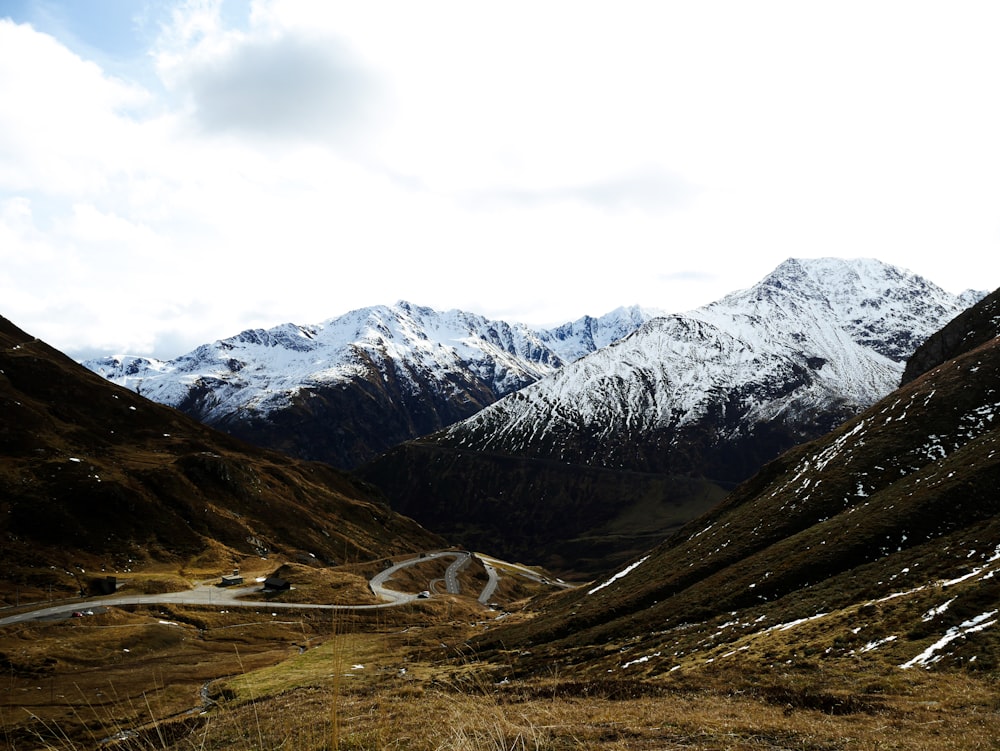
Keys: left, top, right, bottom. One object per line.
{"left": 85, "top": 301, "right": 632, "bottom": 469}
{"left": 704, "top": 257, "right": 976, "bottom": 363}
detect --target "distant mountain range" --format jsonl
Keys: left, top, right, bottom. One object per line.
{"left": 431, "top": 258, "right": 980, "bottom": 472}
{"left": 83, "top": 257, "right": 983, "bottom": 577}
{"left": 478, "top": 284, "right": 1000, "bottom": 680}
{"left": 84, "top": 302, "right": 666, "bottom": 469}
{"left": 360, "top": 258, "right": 983, "bottom": 575}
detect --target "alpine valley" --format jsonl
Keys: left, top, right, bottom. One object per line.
{"left": 84, "top": 258, "right": 983, "bottom": 577}
{"left": 360, "top": 258, "right": 983, "bottom": 575}
{"left": 3, "top": 261, "right": 1000, "bottom": 750}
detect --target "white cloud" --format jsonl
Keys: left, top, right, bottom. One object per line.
{"left": 2, "top": 2, "right": 1000, "bottom": 360}
{"left": 154, "top": 2, "right": 383, "bottom": 145}
{"left": 0, "top": 20, "right": 150, "bottom": 195}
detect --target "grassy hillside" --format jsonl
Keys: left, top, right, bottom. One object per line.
{"left": 472, "top": 324, "right": 1000, "bottom": 682}
{"left": 0, "top": 315, "right": 443, "bottom": 603}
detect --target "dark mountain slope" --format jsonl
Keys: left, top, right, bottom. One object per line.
{"left": 902, "top": 286, "right": 1000, "bottom": 384}
{"left": 361, "top": 444, "right": 728, "bottom": 578}
{"left": 0, "top": 315, "right": 442, "bottom": 602}
{"left": 199, "top": 348, "right": 501, "bottom": 471}
{"left": 474, "top": 292, "right": 1000, "bottom": 677}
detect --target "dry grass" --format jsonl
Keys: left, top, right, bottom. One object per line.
{"left": 4, "top": 606, "right": 1000, "bottom": 750}
{"left": 69, "top": 603, "right": 993, "bottom": 751}
{"left": 0, "top": 605, "right": 321, "bottom": 748}
{"left": 4, "top": 554, "right": 1000, "bottom": 750}
{"left": 158, "top": 655, "right": 1000, "bottom": 751}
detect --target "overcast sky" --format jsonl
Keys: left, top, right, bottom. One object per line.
{"left": 3, "top": 1, "right": 1000, "bottom": 360}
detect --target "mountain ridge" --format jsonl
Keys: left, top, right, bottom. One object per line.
{"left": 84, "top": 302, "right": 666, "bottom": 469}
{"left": 82, "top": 258, "right": 982, "bottom": 478}
{"left": 474, "top": 282, "right": 1000, "bottom": 679}
{"left": 412, "top": 258, "right": 978, "bottom": 467}
{"left": 361, "top": 258, "right": 983, "bottom": 575}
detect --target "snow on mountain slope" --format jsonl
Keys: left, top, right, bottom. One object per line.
{"left": 436, "top": 258, "right": 980, "bottom": 472}
{"left": 86, "top": 301, "right": 567, "bottom": 420}
{"left": 440, "top": 313, "right": 858, "bottom": 470}
{"left": 85, "top": 258, "right": 981, "bottom": 475}
{"left": 537, "top": 305, "right": 669, "bottom": 364}
{"left": 84, "top": 301, "right": 658, "bottom": 468}
{"left": 697, "top": 258, "right": 970, "bottom": 364}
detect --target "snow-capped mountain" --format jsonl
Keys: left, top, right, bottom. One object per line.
{"left": 699, "top": 257, "right": 984, "bottom": 364}
{"left": 436, "top": 258, "right": 979, "bottom": 474}
{"left": 537, "top": 305, "right": 669, "bottom": 364}
{"left": 360, "top": 258, "right": 984, "bottom": 575}
{"left": 88, "top": 302, "right": 561, "bottom": 419}
{"left": 476, "top": 278, "right": 1000, "bottom": 680}
{"left": 84, "top": 301, "right": 660, "bottom": 468}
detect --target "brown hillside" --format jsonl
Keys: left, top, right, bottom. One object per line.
{"left": 475, "top": 313, "right": 1000, "bottom": 678}
{"left": 0, "top": 315, "right": 443, "bottom": 603}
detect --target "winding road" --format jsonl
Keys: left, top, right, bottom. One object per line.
{"left": 0, "top": 550, "right": 498, "bottom": 627}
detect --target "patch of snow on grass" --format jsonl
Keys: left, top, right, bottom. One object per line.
{"left": 922, "top": 598, "right": 956, "bottom": 622}
{"left": 812, "top": 420, "right": 868, "bottom": 472}
{"left": 622, "top": 651, "right": 661, "bottom": 669}
{"left": 587, "top": 555, "right": 650, "bottom": 595}
{"left": 875, "top": 586, "right": 926, "bottom": 604}
{"left": 859, "top": 636, "right": 897, "bottom": 654}
{"left": 763, "top": 612, "right": 828, "bottom": 633}
{"left": 689, "top": 524, "right": 714, "bottom": 540}
{"left": 941, "top": 569, "right": 986, "bottom": 588}
{"left": 900, "top": 611, "right": 998, "bottom": 669}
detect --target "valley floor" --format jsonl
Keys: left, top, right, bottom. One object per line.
{"left": 189, "top": 644, "right": 1000, "bottom": 751}
{"left": 2, "top": 555, "right": 999, "bottom": 750}
{"left": 4, "top": 607, "right": 999, "bottom": 750}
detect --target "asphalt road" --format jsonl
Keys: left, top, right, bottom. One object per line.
{"left": 0, "top": 550, "right": 491, "bottom": 627}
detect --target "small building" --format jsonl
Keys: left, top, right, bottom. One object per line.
{"left": 88, "top": 576, "right": 117, "bottom": 596}
{"left": 262, "top": 576, "right": 290, "bottom": 592}
{"left": 219, "top": 568, "right": 243, "bottom": 587}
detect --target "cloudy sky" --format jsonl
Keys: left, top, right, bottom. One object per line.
{"left": 2, "top": 1, "right": 1000, "bottom": 360}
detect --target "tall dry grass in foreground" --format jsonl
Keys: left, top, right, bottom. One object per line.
{"left": 11, "top": 656, "right": 1000, "bottom": 750}
{"left": 87, "top": 637, "right": 994, "bottom": 751}
{"left": 116, "top": 670, "right": 998, "bottom": 751}
{"left": 6, "top": 582, "right": 1000, "bottom": 750}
